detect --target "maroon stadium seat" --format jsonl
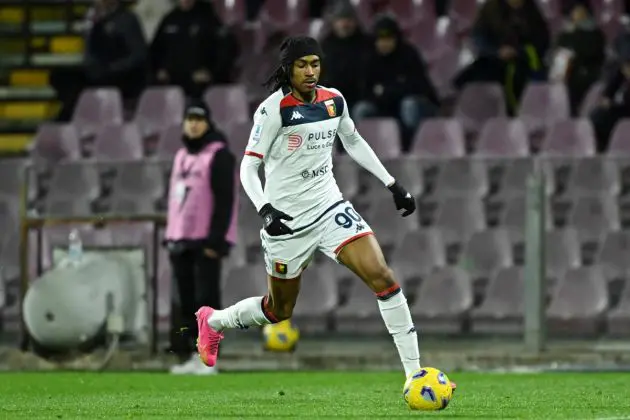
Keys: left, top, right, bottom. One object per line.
{"left": 434, "top": 196, "right": 486, "bottom": 245}
{"left": 93, "top": 123, "right": 144, "bottom": 161}
{"left": 334, "top": 275, "right": 386, "bottom": 334}
{"left": 475, "top": 118, "right": 529, "bottom": 157}
{"left": 471, "top": 266, "right": 524, "bottom": 334}
{"left": 607, "top": 119, "right": 630, "bottom": 156}
{"left": 203, "top": 84, "right": 249, "bottom": 131}
{"left": 411, "top": 266, "right": 473, "bottom": 333}
{"left": 540, "top": 119, "right": 596, "bottom": 157}
{"left": 356, "top": 118, "right": 402, "bottom": 159}
{"left": 31, "top": 123, "right": 81, "bottom": 167}
{"left": 459, "top": 229, "right": 513, "bottom": 285}
{"left": 448, "top": 0, "right": 479, "bottom": 34}
{"left": 227, "top": 120, "right": 253, "bottom": 157}
{"left": 568, "top": 194, "right": 620, "bottom": 244}
{"left": 518, "top": 83, "right": 570, "bottom": 135}
{"left": 155, "top": 125, "right": 182, "bottom": 159}
{"left": 134, "top": 86, "right": 185, "bottom": 138}
{"left": 565, "top": 157, "right": 620, "bottom": 197}
{"left": 433, "top": 159, "right": 489, "bottom": 198}
{"left": 548, "top": 266, "right": 608, "bottom": 336}
{"left": 597, "top": 231, "right": 630, "bottom": 282}
{"left": 411, "top": 119, "right": 465, "bottom": 158}
{"left": 71, "top": 88, "right": 123, "bottom": 139}
{"left": 454, "top": 83, "right": 507, "bottom": 135}
{"left": 293, "top": 265, "right": 338, "bottom": 332}
{"left": 391, "top": 229, "right": 446, "bottom": 284}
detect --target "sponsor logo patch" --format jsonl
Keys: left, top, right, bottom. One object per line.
{"left": 288, "top": 134, "right": 303, "bottom": 151}
{"left": 252, "top": 124, "right": 263, "bottom": 142}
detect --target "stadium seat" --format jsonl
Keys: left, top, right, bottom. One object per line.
{"left": 334, "top": 275, "right": 385, "bottom": 334}
{"left": 564, "top": 157, "right": 620, "bottom": 197}
{"left": 356, "top": 118, "right": 402, "bottom": 159}
{"left": 540, "top": 119, "right": 596, "bottom": 157}
{"left": 500, "top": 195, "right": 552, "bottom": 244}
{"left": 597, "top": 231, "right": 630, "bottom": 282}
{"left": 391, "top": 229, "right": 446, "bottom": 285}
{"left": 71, "top": 88, "right": 123, "bottom": 139}
{"left": 203, "top": 84, "right": 249, "bottom": 131}
{"left": 410, "top": 266, "right": 473, "bottom": 333}
{"left": 134, "top": 86, "right": 185, "bottom": 138}
{"left": 434, "top": 196, "right": 486, "bottom": 246}
{"left": 547, "top": 266, "right": 608, "bottom": 336}
{"left": 427, "top": 45, "right": 460, "bottom": 98}
{"left": 237, "top": 196, "right": 265, "bottom": 263}
{"left": 0, "top": 158, "right": 28, "bottom": 200}
{"left": 367, "top": 196, "right": 419, "bottom": 258}
{"left": 579, "top": 81, "right": 605, "bottom": 118}
{"left": 155, "top": 125, "right": 182, "bottom": 159}
{"left": 607, "top": 119, "right": 630, "bottom": 156}
{"left": 227, "top": 120, "right": 253, "bottom": 157}
{"left": 433, "top": 159, "right": 489, "bottom": 198}
{"left": 47, "top": 162, "right": 100, "bottom": 200}
{"left": 259, "top": 0, "right": 308, "bottom": 28}
{"left": 518, "top": 83, "right": 570, "bottom": 135}
{"left": 359, "top": 156, "right": 423, "bottom": 206}
{"left": 471, "top": 266, "right": 524, "bottom": 334}
{"left": 545, "top": 228, "right": 581, "bottom": 291}
{"left": 493, "top": 158, "right": 534, "bottom": 199}
{"left": 410, "top": 119, "right": 465, "bottom": 158}
{"left": 110, "top": 162, "right": 164, "bottom": 213}
{"left": 608, "top": 281, "right": 630, "bottom": 336}
{"left": 93, "top": 123, "right": 144, "bottom": 161}
{"left": 475, "top": 118, "right": 529, "bottom": 157}
{"left": 31, "top": 123, "right": 81, "bottom": 167}
{"left": 568, "top": 194, "right": 620, "bottom": 244}
{"left": 213, "top": 0, "right": 247, "bottom": 25}
{"left": 454, "top": 83, "right": 507, "bottom": 135}
{"left": 448, "top": 0, "right": 478, "bottom": 34}
{"left": 293, "top": 265, "right": 338, "bottom": 332}
{"left": 459, "top": 229, "right": 513, "bottom": 294}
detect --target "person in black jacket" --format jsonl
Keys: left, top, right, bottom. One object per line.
{"left": 454, "top": 0, "right": 550, "bottom": 114}
{"left": 166, "top": 100, "right": 237, "bottom": 374}
{"left": 352, "top": 15, "right": 439, "bottom": 151}
{"left": 320, "top": 1, "right": 369, "bottom": 110}
{"left": 150, "top": 0, "right": 239, "bottom": 98}
{"left": 590, "top": 38, "right": 630, "bottom": 152}
{"left": 555, "top": 1, "right": 605, "bottom": 115}
{"left": 51, "top": 0, "right": 147, "bottom": 121}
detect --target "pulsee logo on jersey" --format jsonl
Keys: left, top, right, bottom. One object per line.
{"left": 306, "top": 128, "right": 336, "bottom": 151}
{"left": 288, "top": 134, "right": 303, "bottom": 151}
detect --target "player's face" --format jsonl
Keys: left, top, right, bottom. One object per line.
{"left": 183, "top": 116, "right": 208, "bottom": 139}
{"left": 291, "top": 55, "right": 321, "bottom": 97}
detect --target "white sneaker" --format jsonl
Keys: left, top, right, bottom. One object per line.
{"left": 169, "top": 354, "right": 199, "bottom": 374}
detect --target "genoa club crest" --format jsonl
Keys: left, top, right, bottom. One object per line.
{"left": 324, "top": 99, "right": 336, "bottom": 117}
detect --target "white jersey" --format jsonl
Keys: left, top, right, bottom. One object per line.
{"left": 244, "top": 86, "right": 353, "bottom": 229}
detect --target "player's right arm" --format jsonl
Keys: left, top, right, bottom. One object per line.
{"left": 240, "top": 101, "right": 294, "bottom": 236}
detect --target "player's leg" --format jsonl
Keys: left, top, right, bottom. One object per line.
{"left": 336, "top": 234, "right": 420, "bottom": 377}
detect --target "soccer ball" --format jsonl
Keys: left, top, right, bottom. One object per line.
{"left": 403, "top": 367, "right": 454, "bottom": 411}
{"left": 262, "top": 320, "right": 299, "bottom": 352}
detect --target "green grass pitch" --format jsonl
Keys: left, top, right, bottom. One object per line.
{"left": 1, "top": 371, "right": 629, "bottom": 419}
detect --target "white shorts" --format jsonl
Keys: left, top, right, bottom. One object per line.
{"left": 260, "top": 200, "right": 373, "bottom": 279}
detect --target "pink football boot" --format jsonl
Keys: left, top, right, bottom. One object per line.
{"left": 195, "top": 306, "right": 224, "bottom": 367}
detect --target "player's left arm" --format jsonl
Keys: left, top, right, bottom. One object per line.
{"left": 335, "top": 92, "right": 416, "bottom": 217}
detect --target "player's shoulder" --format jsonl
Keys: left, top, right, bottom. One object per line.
{"left": 317, "top": 85, "right": 344, "bottom": 101}
{"left": 253, "top": 89, "right": 284, "bottom": 120}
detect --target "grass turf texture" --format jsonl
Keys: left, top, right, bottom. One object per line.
{"left": 1, "top": 372, "right": 629, "bottom": 419}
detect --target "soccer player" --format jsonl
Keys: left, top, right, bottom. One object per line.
{"left": 195, "top": 36, "right": 422, "bottom": 378}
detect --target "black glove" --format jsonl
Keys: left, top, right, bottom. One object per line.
{"left": 259, "top": 203, "right": 294, "bottom": 236}
{"left": 388, "top": 181, "right": 416, "bottom": 217}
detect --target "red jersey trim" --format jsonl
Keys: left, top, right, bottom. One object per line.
{"left": 244, "top": 151, "right": 263, "bottom": 159}
{"left": 279, "top": 88, "right": 340, "bottom": 108}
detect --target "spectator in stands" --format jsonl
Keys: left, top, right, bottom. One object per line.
{"left": 590, "top": 37, "right": 630, "bottom": 152}
{"left": 150, "top": 0, "right": 239, "bottom": 98}
{"left": 453, "top": 0, "right": 549, "bottom": 115}
{"left": 165, "top": 100, "right": 237, "bottom": 375}
{"left": 353, "top": 15, "right": 439, "bottom": 151}
{"left": 51, "top": 0, "right": 148, "bottom": 121}
{"left": 320, "top": 1, "right": 369, "bottom": 110}
{"left": 553, "top": 1, "right": 605, "bottom": 115}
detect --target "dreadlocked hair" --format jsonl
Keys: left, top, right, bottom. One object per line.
{"left": 263, "top": 36, "right": 324, "bottom": 93}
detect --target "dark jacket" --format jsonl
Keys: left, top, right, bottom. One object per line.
{"left": 150, "top": 1, "right": 226, "bottom": 82}
{"left": 361, "top": 40, "right": 439, "bottom": 112}
{"left": 603, "top": 67, "right": 630, "bottom": 106}
{"left": 169, "top": 129, "right": 236, "bottom": 257}
{"left": 84, "top": 5, "right": 147, "bottom": 83}
{"left": 321, "top": 29, "right": 370, "bottom": 107}
{"left": 473, "top": 0, "right": 550, "bottom": 67}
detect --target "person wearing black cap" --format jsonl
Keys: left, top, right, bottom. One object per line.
{"left": 164, "top": 100, "right": 238, "bottom": 374}
{"left": 353, "top": 14, "right": 440, "bottom": 151}
{"left": 590, "top": 35, "right": 630, "bottom": 152}
{"left": 191, "top": 35, "right": 457, "bottom": 391}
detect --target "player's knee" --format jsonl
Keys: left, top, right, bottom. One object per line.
{"left": 364, "top": 263, "right": 396, "bottom": 294}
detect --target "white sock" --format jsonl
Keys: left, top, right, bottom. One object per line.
{"left": 377, "top": 288, "right": 421, "bottom": 377}
{"left": 208, "top": 296, "right": 274, "bottom": 331}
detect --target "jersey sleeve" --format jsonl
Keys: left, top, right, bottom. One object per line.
{"left": 244, "top": 102, "right": 281, "bottom": 159}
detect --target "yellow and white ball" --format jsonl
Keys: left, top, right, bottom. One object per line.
{"left": 262, "top": 320, "right": 300, "bottom": 352}
{"left": 403, "top": 367, "right": 454, "bottom": 411}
